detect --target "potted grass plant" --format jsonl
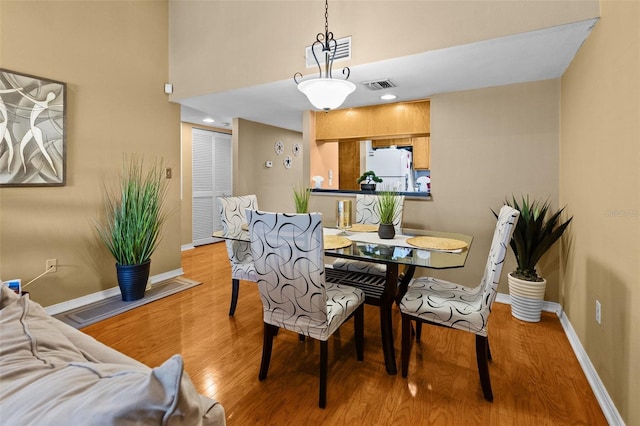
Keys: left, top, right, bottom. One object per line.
{"left": 377, "top": 188, "right": 401, "bottom": 239}
{"left": 292, "top": 184, "right": 311, "bottom": 213}
{"left": 94, "top": 155, "right": 169, "bottom": 301}
{"left": 496, "top": 195, "right": 572, "bottom": 322}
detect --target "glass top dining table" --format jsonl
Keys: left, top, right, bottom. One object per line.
{"left": 213, "top": 226, "right": 473, "bottom": 375}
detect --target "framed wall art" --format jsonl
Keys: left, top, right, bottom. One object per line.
{"left": 0, "top": 68, "right": 66, "bottom": 186}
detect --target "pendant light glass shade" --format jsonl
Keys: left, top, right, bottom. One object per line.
{"left": 294, "top": 0, "right": 355, "bottom": 111}
{"left": 297, "top": 78, "right": 356, "bottom": 111}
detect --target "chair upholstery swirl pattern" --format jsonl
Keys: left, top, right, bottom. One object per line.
{"left": 247, "top": 210, "right": 364, "bottom": 341}
{"left": 247, "top": 209, "right": 365, "bottom": 408}
{"left": 399, "top": 205, "right": 519, "bottom": 401}
{"left": 333, "top": 193, "right": 405, "bottom": 276}
{"left": 399, "top": 205, "right": 518, "bottom": 336}
{"left": 216, "top": 195, "right": 258, "bottom": 315}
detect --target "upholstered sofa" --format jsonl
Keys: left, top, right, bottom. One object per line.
{"left": 0, "top": 285, "right": 225, "bottom": 425}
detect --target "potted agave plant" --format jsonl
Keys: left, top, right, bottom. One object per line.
{"left": 94, "top": 155, "right": 169, "bottom": 301}
{"left": 497, "top": 196, "right": 573, "bottom": 322}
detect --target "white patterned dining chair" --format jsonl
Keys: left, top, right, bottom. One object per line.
{"left": 332, "top": 193, "right": 405, "bottom": 276}
{"left": 246, "top": 209, "right": 365, "bottom": 408}
{"left": 398, "top": 205, "right": 519, "bottom": 402}
{"left": 216, "top": 195, "right": 258, "bottom": 316}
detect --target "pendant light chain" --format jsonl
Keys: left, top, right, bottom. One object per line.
{"left": 293, "top": 0, "right": 356, "bottom": 111}
{"left": 324, "top": 0, "right": 329, "bottom": 37}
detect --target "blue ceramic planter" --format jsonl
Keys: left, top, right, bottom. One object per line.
{"left": 116, "top": 261, "right": 151, "bottom": 301}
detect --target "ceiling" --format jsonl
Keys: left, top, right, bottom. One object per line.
{"left": 178, "top": 18, "right": 597, "bottom": 133}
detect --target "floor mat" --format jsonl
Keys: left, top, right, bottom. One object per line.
{"left": 53, "top": 277, "right": 201, "bottom": 329}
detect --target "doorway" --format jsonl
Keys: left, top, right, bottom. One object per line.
{"left": 191, "top": 128, "right": 232, "bottom": 246}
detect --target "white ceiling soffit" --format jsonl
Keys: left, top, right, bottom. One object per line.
{"left": 179, "top": 18, "right": 598, "bottom": 133}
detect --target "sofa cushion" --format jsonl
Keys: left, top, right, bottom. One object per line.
{"left": 0, "top": 286, "right": 219, "bottom": 425}
{"left": 0, "top": 355, "right": 203, "bottom": 425}
{"left": 1, "top": 285, "right": 87, "bottom": 391}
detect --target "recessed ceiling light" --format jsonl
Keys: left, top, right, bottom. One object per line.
{"left": 380, "top": 94, "right": 397, "bottom": 100}
{"left": 203, "top": 118, "right": 214, "bottom": 123}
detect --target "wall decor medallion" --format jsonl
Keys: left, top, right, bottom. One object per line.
{"left": 292, "top": 143, "right": 301, "bottom": 156}
{"left": 0, "top": 69, "right": 66, "bottom": 186}
{"left": 284, "top": 155, "right": 293, "bottom": 169}
{"left": 274, "top": 140, "right": 284, "bottom": 155}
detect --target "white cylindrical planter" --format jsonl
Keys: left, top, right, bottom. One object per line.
{"left": 507, "top": 272, "right": 547, "bottom": 322}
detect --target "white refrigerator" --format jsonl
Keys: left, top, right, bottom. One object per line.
{"left": 365, "top": 147, "right": 414, "bottom": 192}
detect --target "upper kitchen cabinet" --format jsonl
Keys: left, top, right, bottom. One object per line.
{"left": 371, "top": 137, "right": 413, "bottom": 148}
{"left": 370, "top": 101, "right": 430, "bottom": 137}
{"left": 315, "top": 100, "right": 430, "bottom": 141}
{"left": 315, "top": 108, "right": 371, "bottom": 141}
{"left": 412, "top": 136, "right": 430, "bottom": 170}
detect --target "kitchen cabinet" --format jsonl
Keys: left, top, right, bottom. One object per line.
{"left": 315, "top": 108, "right": 370, "bottom": 141}
{"left": 371, "top": 138, "right": 413, "bottom": 148}
{"left": 369, "top": 101, "right": 430, "bottom": 137}
{"left": 412, "top": 136, "right": 430, "bottom": 170}
{"left": 315, "top": 100, "right": 429, "bottom": 141}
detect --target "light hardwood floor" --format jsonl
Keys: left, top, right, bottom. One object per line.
{"left": 82, "top": 242, "right": 607, "bottom": 425}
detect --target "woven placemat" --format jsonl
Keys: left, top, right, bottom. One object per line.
{"left": 406, "top": 236, "right": 468, "bottom": 251}
{"left": 349, "top": 223, "right": 379, "bottom": 233}
{"left": 324, "top": 235, "right": 352, "bottom": 249}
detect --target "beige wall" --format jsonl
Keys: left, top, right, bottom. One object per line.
{"left": 311, "top": 80, "right": 561, "bottom": 296}
{"left": 561, "top": 1, "right": 640, "bottom": 423}
{"left": 233, "top": 119, "right": 304, "bottom": 213}
{"left": 0, "top": 1, "right": 181, "bottom": 306}
{"left": 169, "top": 0, "right": 599, "bottom": 100}
{"left": 430, "top": 80, "right": 562, "bottom": 298}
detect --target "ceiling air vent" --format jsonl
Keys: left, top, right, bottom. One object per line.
{"left": 362, "top": 79, "right": 397, "bottom": 91}
{"left": 305, "top": 36, "right": 352, "bottom": 69}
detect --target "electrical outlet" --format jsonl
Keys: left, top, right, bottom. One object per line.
{"left": 165, "top": 168, "right": 172, "bottom": 179}
{"left": 46, "top": 259, "right": 58, "bottom": 273}
{"left": 595, "top": 300, "right": 601, "bottom": 325}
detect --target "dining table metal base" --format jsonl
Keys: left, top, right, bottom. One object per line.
{"left": 325, "top": 263, "right": 416, "bottom": 375}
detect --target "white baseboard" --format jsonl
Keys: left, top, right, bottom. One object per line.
{"left": 44, "top": 268, "right": 184, "bottom": 316}
{"left": 149, "top": 268, "right": 184, "bottom": 285}
{"left": 557, "top": 310, "right": 625, "bottom": 425}
{"left": 496, "top": 292, "right": 624, "bottom": 425}
{"left": 181, "top": 243, "right": 195, "bottom": 251}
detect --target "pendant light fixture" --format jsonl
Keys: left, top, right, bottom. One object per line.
{"left": 294, "top": 0, "right": 356, "bottom": 111}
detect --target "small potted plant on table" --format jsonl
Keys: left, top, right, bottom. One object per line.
{"left": 377, "top": 189, "right": 402, "bottom": 239}
{"left": 357, "top": 170, "right": 383, "bottom": 191}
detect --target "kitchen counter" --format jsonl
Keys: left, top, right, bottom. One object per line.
{"left": 311, "top": 189, "right": 431, "bottom": 200}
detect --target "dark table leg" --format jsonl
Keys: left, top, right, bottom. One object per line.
{"left": 379, "top": 264, "right": 417, "bottom": 375}
{"left": 380, "top": 264, "right": 399, "bottom": 375}
{"left": 324, "top": 259, "right": 415, "bottom": 375}
{"left": 397, "top": 265, "right": 416, "bottom": 302}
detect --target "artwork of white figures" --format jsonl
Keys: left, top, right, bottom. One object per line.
{"left": 0, "top": 69, "right": 66, "bottom": 186}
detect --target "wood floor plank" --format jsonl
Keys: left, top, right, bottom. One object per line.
{"left": 81, "top": 242, "right": 607, "bottom": 425}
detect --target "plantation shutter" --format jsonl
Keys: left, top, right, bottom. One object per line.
{"left": 192, "top": 129, "right": 232, "bottom": 246}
